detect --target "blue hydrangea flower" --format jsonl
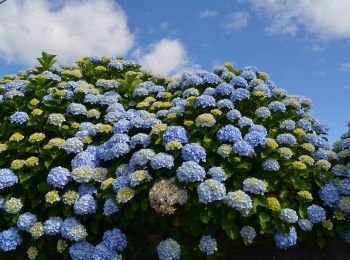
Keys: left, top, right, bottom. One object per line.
{"left": 67, "top": 103, "right": 87, "bottom": 116}
{"left": 113, "top": 119, "right": 132, "bottom": 134}
{"left": 130, "top": 133, "right": 150, "bottom": 148}
{"left": 103, "top": 198, "right": 119, "bottom": 216}
{"left": 215, "top": 83, "right": 234, "bottom": 96}
{"left": 262, "top": 159, "right": 280, "bottom": 171}
{"left": 9, "top": 111, "right": 29, "bottom": 124}
{"left": 274, "top": 227, "right": 297, "bottom": 250}
{"left": 226, "top": 109, "right": 241, "bottom": 122}
{"left": 225, "top": 190, "right": 253, "bottom": 216}
{"left": 78, "top": 184, "right": 97, "bottom": 196}
{"left": 69, "top": 241, "right": 94, "bottom": 260}
{"left": 243, "top": 178, "right": 266, "bottom": 195}
{"left": 112, "top": 175, "right": 129, "bottom": 192}
{"left": 0, "top": 168, "right": 18, "bottom": 190}
{"left": 202, "top": 72, "right": 220, "bottom": 84}
{"left": 217, "top": 99, "right": 234, "bottom": 110}
{"left": 129, "top": 149, "right": 155, "bottom": 169}
{"left": 181, "top": 143, "right": 206, "bottom": 163}
{"left": 203, "top": 87, "right": 216, "bottom": 96}
{"left": 268, "top": 101, "right": 286, "bottom": 113}
{"left": 312, "top": 121, "right": 329, "bottom": 134}
{"left": 61, "top": 217, "right": 87, "bottom": 241}
{"left": 17, "top": 212, "right": 37, "bottom": 231}
{"left": 0, "top": 227, "right": 22, "bottom": 251}
{"left": 96, "top": 79, "right": 120, "bottom": 89}
{"left": 42, "top": 70, "right": 61, "bottom": 81}
{"left": 197, "top": 179, "right": 226, "bottom": 203}
{"left": 157, "top": 238, "right": 181, "bottom": 260}
{"left": 319, "top": 183, "right": 340, "bottom": 207}
{"left": 331, "top": 164, "right": 348, "bottom": 177}
{"left": 128, "top": 170, "right": 152, "bottom": 187}
{"left": 199, "top": 235, "right": 217, "bottom": 255}
{"left": 73, "top": 194, "right": 97, "bottom": 215}
{"left": 92, "top": 242, "right": 118, "bottom": 260}
{"left": 240, "top": 70, "right": 256, "bottom": 80}
{"left": 150, "top": 153, "right": 174, "bottom": 170}
{"left": 297, "top": 119, "right": 312, "bottom": 131}
{"left": 255, "top": 107, "right": 271, "bottom": 119}
{"left": 163, "top": 126, "right": 188, "bottom": 145}
{"left": 102, "top": 228, "right": 127, "bottom": 252}
{"left": 279, "top": 208, "right": 298, "bottom": 223}
{"left": 248, "top": 125, "right": 268, "bottom": 135}
{"left": 112, "top": 142, "right": 130, "bottom": 158}
{"left": 280, "top": 120, "right": 296, "bottom": 130}
{"left": 64, "top": 138, "right": 84, "bottom": 154}
{"left": 240, "top": 226, "right": 256, "bottom": 243}
{"left": 238, "top": 117, "right": 253, "bottom": 128}
{"left": 298, "top": 219, "right": 313, "bottom": 231}
{"left": 217, "top": 125, "right": 242, "bottom": 143}
{"left": 108, "top": 59, "right": 123, "bottom": 70}
{"left": 72, "top": 147, "right": 99, "bottom": 169}
{"left": 231, "top": 88, "right": 250, "bottom": 102}
{"left": 254, "top": 84, "right": 272, "bottom": 97}
{"left": 182, "top": 87, "right": 200, "bottom": 98}
{"left": 303, "top": 133, "right": 327, "bottom": 148}
{"left": 230, "top": 76, "right": 248, "bottom": 87}
{"left": 207, "top": 167, "right": 227, "bottom": 181}
{"left": 338, "top": 179, "right": 350, "bottom": 195}
{"left": 176, "top": 161, "right": 206, "bottom": 183}
{"left": 307, "top": 204, "right": 326, "bottom": 223}
{"left": 0, "top": 196, "right": 4, "bottom": 208}
{"left": 314, "top": 148, "right": 332, "bottom": 160}
{"left": 194, "top": 95, "right": 216, "bottom": 108}
{"left": 276, "top": 133, "right": 297, "bottom": 146}
{"left": 43, "top": 217, "right": 63, "bottom": 235}
{"left": 47, "top": 166, "right": 70, "bottom": 189}
{"left": 244, "top": 131, "right": 266, "bottom": 147}
{"left": 233, "top": 140, "right": 254, "bottom": 157}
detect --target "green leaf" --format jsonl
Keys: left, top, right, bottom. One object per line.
{"left": 221, "top": 219, "right": 239, "bottom": 240}
{"left": 89, "top": 220, "right": 100, "bottom": 235}
{"left": 37, "top": 183, "right": 51, "bottom": 193}
{"left": 141, "top": 198, "right": 148, "bottom": 211}
{"left": 316, "top": 237, "right": 327, "bottom": 248}
{"left": 259, "top": 212, "right": 271, "bottom": 230}
{"left": 36, "top": 51, "right": 57, "bottom": 72}
{"left": 236, "top": 162, "right": 252, "bottom": 170}
{"left": 44, "top": 160, "right": 52, "bottom": 169}
{"left": 200, "top": 208, "right": 213, "bottom": 224}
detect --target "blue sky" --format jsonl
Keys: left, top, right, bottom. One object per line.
{"left": 0, "top": 0, "right": 349, "bottom": 143}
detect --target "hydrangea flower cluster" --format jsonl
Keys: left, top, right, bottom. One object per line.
{"left": 0, "top": 54, "right": 340, "bottom": 258}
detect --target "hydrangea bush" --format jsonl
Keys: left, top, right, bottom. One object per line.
{"left": 0, "top": 52, "right": 342, "bottom": 259}
{"left": 321, "top": 121, "right": 350, "bottom": 242}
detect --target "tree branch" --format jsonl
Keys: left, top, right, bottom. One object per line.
{"left": 0, "top": 0, "right": 8, "bottom": 5}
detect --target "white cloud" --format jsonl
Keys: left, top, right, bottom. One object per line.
{"left": 242, "top": 0, "right": 350, "bottom": 40}
{"left": 222, "top": 12, "right": 250, "bottom": 32}
{"left": 199, "top": 10, "right": 218, "bottom": 18}
{"left": 0, "top": 0, "right": 134, "bottom": 64}
{"left": 340, "top": 63, "right": 350, "bottom": 71}
{"left": 134, "top": 39, "right": 200, "bottom": 77}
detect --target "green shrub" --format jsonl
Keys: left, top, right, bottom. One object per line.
{"left": 0, "top": 53, "right": 341, "bottom": 259}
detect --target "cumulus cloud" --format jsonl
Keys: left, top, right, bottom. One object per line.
{"left": 199, "top": 10, "right": 218, "bottom": 18}
{"left": 134, "top": 39, "right": 200, "bottom": 77}
{"left": 242, "top": 0, "right": 350, "bottom": 40}
{"left": 0, "top": 0, "right": 134, "bottom": 64}
{"left": 222, "top": 12, "right": 250, "bottom": 32}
